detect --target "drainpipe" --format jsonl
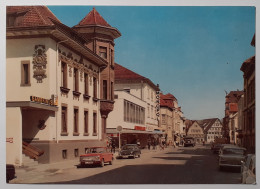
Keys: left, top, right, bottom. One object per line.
{"left": 55, "top": 38, "right": 69, "bottom": 144}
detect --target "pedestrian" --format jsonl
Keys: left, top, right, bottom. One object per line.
{"left": 111, "top": 140, "right": 116, "bottom": 153}
{"left": 173, "top": 141, "right": 176, "bottom": 148}
{"left": 148, "top": 141, "right": 151, "bottom": 150}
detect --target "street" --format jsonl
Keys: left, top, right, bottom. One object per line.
{"left": 10, "top": 144, "right": 241, "bottom": 184}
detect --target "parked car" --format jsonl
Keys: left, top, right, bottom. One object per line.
{"left": 219, "top": 145, "right": 246, "bottom": 171}
{"left": 6, "top": 164, "right": 16, "bottom": 183}
{"left": 183, "top": 137, "right": 195, "bottom": 147}
{"left": 79, "top": 147, "right": 114, "bottom": 167}
{"left": 241, "top": 154, "right": 256, "bottom": 184}
{"left": 118, "top": 144, "right": 141, "bottom": 159}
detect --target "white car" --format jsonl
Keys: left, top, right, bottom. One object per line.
{"left": 241, "top": 154, "right": 256, "bottom": 184}
{"left": 219, "top": 145, "right": 246, "bottom": 170}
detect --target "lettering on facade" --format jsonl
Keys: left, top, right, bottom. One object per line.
{"left": 156, "top": 91, "right": 160, "bottom": 120}
{"left": 32, "top": 45, "right": 47, "bottom": 83}
{"left": 30, "top": 95, "right": 58, "bottom": 106}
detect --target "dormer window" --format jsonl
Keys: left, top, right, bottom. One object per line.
{"left": 99, "top": 46, "right": 107, "bottom": 59}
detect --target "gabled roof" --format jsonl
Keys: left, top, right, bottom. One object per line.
{"left": 197, "top": 118, "right": 221, "bottom": 132}
{"left": 240, "top": 56, "right": 255, "bottom": 72}
{"left": 74, "top": 7, "right": 111, "bottom": 27}
{"left": 6, "top": 6, "right": 60, "bottom": 27}
{"left": 114, "top": 63, "right": 159, "bottom": 91}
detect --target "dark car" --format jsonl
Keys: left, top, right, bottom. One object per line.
{"left": 183, "top": 137, "right": 195, "bottom": 147}
{"left": 118, "top": 144, "right": 141, "bottom": 159}
{"left": 6, "top": 164, "right": 16, "bottom": 183}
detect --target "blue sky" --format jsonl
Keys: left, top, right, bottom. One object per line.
{"left": 48, "top": 6, "right": 255, "bottom": 120}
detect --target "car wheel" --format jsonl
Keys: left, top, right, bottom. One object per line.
{"left": 133, "top": 154, "right": 136, "bottom": 159}
{"left": 100, "top": 159, "right": 104, "bottom": 167}
{"left": 138, "top": 154, "right": 141, "bottom": 158}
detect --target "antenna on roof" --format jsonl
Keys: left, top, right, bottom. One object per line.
{"left": 224, "top": 90, "right": 228, "bottom": 95}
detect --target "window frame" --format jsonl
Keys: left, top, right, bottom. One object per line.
{"left": 20, "top": 60, "right": 31, "bottom": 86}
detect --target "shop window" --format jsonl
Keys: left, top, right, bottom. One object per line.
{"left": 99, "top": 46, "right": 107, "bottom": 59}
{"left": 21, "top": 61, "right": 30, "bottom": 86}
{"left": 62, "top": 150, "right": 67, "bottom": 159}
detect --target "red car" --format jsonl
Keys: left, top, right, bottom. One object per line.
{"left": 79, "top": 147, "right": 113, "bottom": 167}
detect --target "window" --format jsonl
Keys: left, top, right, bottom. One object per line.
{"left": 84, "top": 110, "right": 89, "bottom": 134}
{"left": 103, "top": 80, "right": 108, "bottom": 99}
{"left": 110, "top": 49, "right": 114, "bottom": 65}
{"left": 73, "top": 68, "right": 79, "bottom": 92}
{"left": 74, "top": 149, "right": 79, "bottom": 157}
{"left": 99, "top": 46, "right": 107, "bottom": 59}
{"left": 61, "top": 106, "right": 68, "bottom": 135}
{"left": 61, "top": 62, "right": 67, "bottom": 88}
{"left": 62, "top": 150, "right": 67, "bottom": 159}
{"left": 93, "top": 112, "right": 97, "bottom": 135}
{"left": 162, "top": 114, "right": 166, "bottom": 124}
{"left": 123, "top": 100, "right": 145, "bottom": 124}
{"left": 111, "top": 82, "right": 114, "bottom": 101}
{"left": 93, "top": 77, "right": 97, "bottom": 99}
{"left": 148, "top": 106, "right": 150, "bottom": 118}
{"left": 73, "top": 108, "right": 79, "bottom": 135}
{"left": 21, "top": 61, "right": 30, "bottom": 86}
{"left": 84, "top": 73, "right": 89, "bottom": 95}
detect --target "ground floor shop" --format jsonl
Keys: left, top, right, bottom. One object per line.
{"left": 106, "top": 128, "right": 164, "bottom": 149}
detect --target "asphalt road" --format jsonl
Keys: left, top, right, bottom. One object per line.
{"left": 21, "top": 144, "right": 241, "bottom": 184}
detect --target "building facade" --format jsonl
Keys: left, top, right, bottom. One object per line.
{"left": 240, "top": 35, "right": 255, "bottom": 153}
{"left": 186, "top": 121, "right": 204, "bottom": 143}
{"left": 6, "top": 6, "right": 120, "bottom": 165}
{"left": 197, "top": 118, "right": 223, "bottom": 143}
{"left": 106, "top": 63, "right": 163, "bottom": 148}
{"left": 223, "top": 90, "right": 244, "bottom": 144}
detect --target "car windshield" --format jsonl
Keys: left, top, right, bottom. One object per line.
{"left": 223, "top": 148, "right": 245, "bottom": 155}
{"left": 122, "top": 145, "right": 135, "bottom": 150}
{"left": 86, "top": 148, "right": 105, "bottom": 153}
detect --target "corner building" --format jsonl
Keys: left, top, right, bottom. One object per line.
{"left": 6, "top": 6, "right": 121, "bottom": 165}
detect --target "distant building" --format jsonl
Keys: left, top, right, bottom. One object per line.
{"left": 186, "top": 121, "right": 204, "bottom": 143}
{"left": 197, "top": 118, "right": 223, "bottom": 143}
{"left": 6, "top": 6, "right": 120, "bottom": 165}
{"left": 240, "top": 35, "right": 255, "bottom": 153}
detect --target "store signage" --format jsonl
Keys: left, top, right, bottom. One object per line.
{"left": 6, "top": 138, "right": 13, "bottom": 143}
{"left": 135, "top": 126, "right": 146, "bottom": 131}
{"left": 146, "top": 126, "right": 154, "bottom": 131}
{"left": 30, "top": 95, "right": 58, "bottom": 106}
{"left": 156, "top": 91, "right": 160, "bottom": 120}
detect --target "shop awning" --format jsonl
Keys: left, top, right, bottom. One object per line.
{"left": 106, "top": 128, "right": 165, "bottom": 135}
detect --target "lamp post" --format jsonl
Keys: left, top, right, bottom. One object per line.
{"left": 117, "top": 126, "right": 123, "bottom": 151}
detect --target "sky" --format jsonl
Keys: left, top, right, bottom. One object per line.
{"left": 48, "top": 6, "right": 255, "bottom": 120}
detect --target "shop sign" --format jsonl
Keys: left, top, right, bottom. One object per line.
{"left": 156, "top": 91, "right": 160, "bottom": 120}
{"left": 135, "top": 126, "right": 146, "bottom": 131}
{"left": 6, "top": 138, "right": 13, "bottom": 143}
{"left": 146, "top": 126, "right": 154, "bottom": 131}
{"left": 30, "top": 95, "right": 58, "bottom": 106}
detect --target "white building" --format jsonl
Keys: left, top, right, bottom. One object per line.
{"left": 6, "top": 6, "right": 120, "bottom": 165}
{"left": 197, "top": 118, "right": 224, "bottom": 143}
{"left": 106, "top": 63, "right": 163, "bottom": 148}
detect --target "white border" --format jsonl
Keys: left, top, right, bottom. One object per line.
{"left": 1, "top": 0, "right": 259, "bottom": 189}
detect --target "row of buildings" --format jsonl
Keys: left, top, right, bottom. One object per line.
{"left": 6, "top": 6, "right": 186, "bottom": 166}
{"left": 185, "top": 118, "right": 224, "bottom": 144}
{"left": 223, "top": 35, "right": 255, "bottom": 154}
